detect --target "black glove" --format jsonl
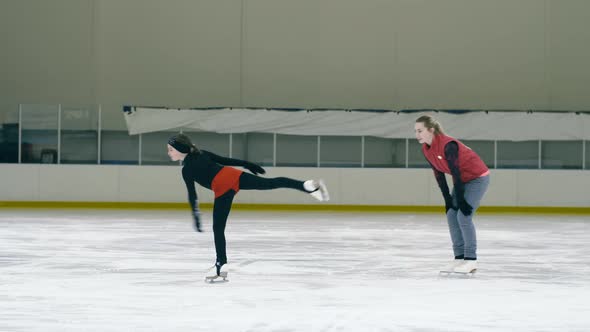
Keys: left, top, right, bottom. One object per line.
{"left": 193, "top": 209, "right": 202, "bottom": 232}
{"left": 457, "top": 197, "right": 473, "bottom": 216}
{"left": 444, "top": 195, "right": 455, "bottom": 213}
{"left": 244, "top": 162, "right": 266, "bottom": 175}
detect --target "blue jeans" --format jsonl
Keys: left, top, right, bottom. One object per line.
{"left": 446, "top": 175, "right": 490, "bottom": 259}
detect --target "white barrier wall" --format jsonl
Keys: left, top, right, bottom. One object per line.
{"left": 1, "top": 165, "right": 588, "bottom": 207}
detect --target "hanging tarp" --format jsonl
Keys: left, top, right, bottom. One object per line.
{"left": 124, "top": 107, "right": 590, "bottom": 141}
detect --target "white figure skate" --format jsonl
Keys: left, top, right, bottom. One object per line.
{"left": 204, "top": 263, "right": 229, "bottom": 283}
{"left": 439, "top": 260, "right": 477, "bottom": 278}
{"left": 306, "top": 179, "right": 330, "bottom": 202}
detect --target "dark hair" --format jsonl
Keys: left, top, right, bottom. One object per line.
{"left": 415, "top": 115, "right": 444, "bottom": 135}
{"left": 168, "top": 133, "right": 200, "bottom": 154}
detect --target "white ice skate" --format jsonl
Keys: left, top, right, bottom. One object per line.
{"left": 439, "top": 259, "right": 465, "bottom": 274}
{"left": 204, "top": 263, "right": 229, "bottom": 283}
{"left": 453, "top": 260, "right": 477, "bottom": 274}
{"left": 439, "top": 260, "right": 477, "bottom": 278}
{"left": 306, "top": 179, "right": 330, "bottom": 202}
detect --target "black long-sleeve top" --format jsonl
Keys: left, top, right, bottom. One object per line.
{"left": 182, "top": 150, "right": 249, "bottom": 213}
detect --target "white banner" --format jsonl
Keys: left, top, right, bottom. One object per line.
{"left": 124, "top": 108, "right": 590, "bottom": 141}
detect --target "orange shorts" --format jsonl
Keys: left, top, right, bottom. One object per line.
{"left": 211, "top": 167, "right": 243, "bottom": 198}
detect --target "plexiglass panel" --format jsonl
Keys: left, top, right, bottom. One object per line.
{"left": 276, "top": 134, "right": 317, "bottom": 167}
{"left": 21, "top": 104, "right": 58, "bottom": 164}
{"left": 232, "top": 133, "right": 273, "bottom": 166}
{"left": 364, "top": 137, "right": 406, "bottom": 168}
{"left": 497, "top": 141, "right": 539, "bottom": 169}
{"left": 100, "top": 130, "right": 139, "bottom": 165}
{"left": 61, "top": 106, "right": 98, "bottom": 164}
{"left": 541, "top": 141, "right": 583, "bottom": 169}
{"left": 0, "top": 105, "right": 19, "bottom": 163}
{"left": 320, "top": 136, "right": 361, "bottom": 167}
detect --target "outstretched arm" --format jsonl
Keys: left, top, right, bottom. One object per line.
{"left": 445, "top": 142, "right": 472, "bottom": 216}
{"left": 202, "top": 150, "right": 265, "bottom": 175}
{"left": 182, "top": 167, "right": 202, "bottom": 232}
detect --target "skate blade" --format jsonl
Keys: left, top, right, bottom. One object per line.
{"left": 438, "top": 269, "right": 476, "bottom": 278}
{"left": 309, "top": 180, "right": 329, "bottom": 202}
{"left": 204, "top": 276, "right": 228, "bottom": 283}
{"left": 318, "top": 179, "right": 329, "bottom": 201}
{"left": 310, "top": 190, "right": 323, "bottom": 201}
{"left": 204, "top": 272, "right": 229, "bottom": 283}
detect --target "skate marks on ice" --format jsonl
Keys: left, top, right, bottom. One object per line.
{"left": 1, "top": 210, "right": 590, "bottom": 331}
{"left": 228, "top": 258, "right": 350, "bottom": 289}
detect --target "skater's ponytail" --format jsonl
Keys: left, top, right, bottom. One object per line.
{"left": 415, "top": 115, "right": 444, "bottom": 135}
{"left": 168, "top": 133, "right": 200, "bottom": 154}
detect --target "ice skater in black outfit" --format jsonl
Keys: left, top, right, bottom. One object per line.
{"left": 167, "top": 134, "right": 329, "bottom": 279}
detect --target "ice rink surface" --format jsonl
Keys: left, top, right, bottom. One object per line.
{"left": 1, "top": 209, "right": 589, "bottom": 332}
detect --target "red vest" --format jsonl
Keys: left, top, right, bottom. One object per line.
{"left": 422, "top": 134, "right": 489, "bottom": 183}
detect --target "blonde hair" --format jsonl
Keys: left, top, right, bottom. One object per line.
{"left": 415, "top": 115, "right": 444, "bottom": 135}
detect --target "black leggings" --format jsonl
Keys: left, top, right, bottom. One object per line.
{"left": 239, "top": 172, "right": 307, "bottom": 192}
{"left": 212, "top": 173, "right": 308, "bottom": 265}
